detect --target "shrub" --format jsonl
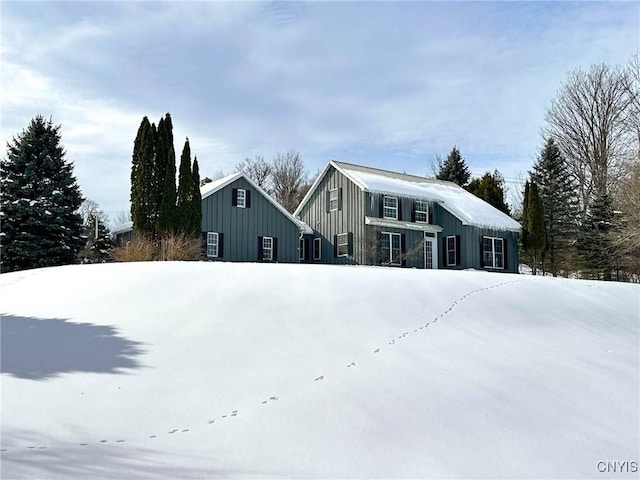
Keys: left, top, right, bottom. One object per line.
{"left": 112, "top": 235, "right": 157, "bottom": 262}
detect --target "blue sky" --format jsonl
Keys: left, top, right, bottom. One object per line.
{"left": 2, "top": 1, "right": 638, "bottom": 221}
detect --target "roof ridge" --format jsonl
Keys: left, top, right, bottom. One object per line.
{"left": 331, "top": 159, "right": 458, "bottom": 187}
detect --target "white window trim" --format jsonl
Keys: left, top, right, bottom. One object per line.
{"left": 236, "top": 188, "right": 246, "bottom": 208}
{"left": 207, "top": 232, "right": 219, "bottom": 258}
{"left": 483, "top": 236, "right": 504, "bottom": 269}
{"left": 337, "top": 233, "right": 349, "bottom": 257}
{"left": 329, "top": 188, "right": 339, "bottom": 212}
{"left": 262, "top": 236, "right": 273, "bottom": 261}
{"left": 313, "top": 237, "right": 322, "bottom": 260}
{"left": 415, "top": 200, "right": 428, "bottom": 223}
{"left": 446, "top": 235, "right": 456, "bottom": 266}
{"left": 381, "top": 231, "right": 402, "bottom": 265}
{"left": 383, "top": 196, "right": 398, "bottom": 220}
{"left": 299, "top": 238, "right": 306, "bottom": 261}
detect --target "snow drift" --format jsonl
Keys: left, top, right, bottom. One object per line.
{"left": 1, "top": 262, "right": 638, "bottom": 479}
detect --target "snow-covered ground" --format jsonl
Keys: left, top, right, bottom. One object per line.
{"left": 1, "top": 262, "right": 638, "bottom": 479}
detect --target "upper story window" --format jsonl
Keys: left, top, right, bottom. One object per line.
{"left": 383, "top": 196, "right": 398, "bottom": 219}
{"left": 207, "top": 232, "right": 219, "bottom": 258}
{"left": 483, "top": 236, "right": 504, "bottom": 269}
{"left": 414, "top": 200, "right": 428, "bottom": 223}
{"left": 329, "top": 188, "right": 339, "bottom": 211}
{"left": 236, "top": 188, "right": 246, "bottom": 208}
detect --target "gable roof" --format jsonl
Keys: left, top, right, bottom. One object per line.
{"left": 202, "top": 172, "right": 313, "bottom": 234}
{"left": 296, "top": 160, "right": 520, "bottom": 232}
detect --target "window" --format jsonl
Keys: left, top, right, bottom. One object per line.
{"left": 446, "top": 236, "right": 457, "bottom": 266}
{"left": 299, "top": 238, "right": 306, "bottom": 261}
{"left": 483, "top": 237, "right": 504, "bottom": 269}
{"left": 313, "top": 237, "right": 321, "bottom": 260}
{"left": 236, "top": 188, "right": 246, "bottom": 208}
{"left": 329, "top": 188, "right": 339, "bottom": 211}
{"left": 383, "top": 196, "right": 398, "bottom": 219}
{"left": 207, "top": 232, "right": 219, "bottom": 258}
{"left": 381, "top": 232, "right": 402, "bottom": 265}
{"left": 262, "top": 236, "right": 273, "bottom": 261}
{"left": 337, "top": 233, "right": 349, "bottom": 257}
{"left": 415, "top": 200, "right": 428, "bottom": 223}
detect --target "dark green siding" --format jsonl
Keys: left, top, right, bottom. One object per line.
{"left": 201, "top": 177, "right": 302, "bottom": 263}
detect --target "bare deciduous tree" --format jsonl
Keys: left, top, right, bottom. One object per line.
{"left": 271, "top": 150, "right": 306, "bottom": 213}
{"left": 544, "top": 63, "right": 633, "bottom": 216}
{"left": 235, "top": 155, "right": 272, "bottom": 193}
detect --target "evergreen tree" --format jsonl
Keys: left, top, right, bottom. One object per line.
{"left": 1, "top": 116, "right": 84, "bottom": 272}
{"left": 521, "top": 181, "right": 547, "bottom": 275}
{"left": 130, "top": 117, "right": 157, "bottom": 235}
{"left": 154, "top": 113, "right": 174, "bottom": 225}
{"left": 531, "top": 138, "right": 580, "bottom": 276}
{"left": 187, "top": 157, "right": 202, "bottom": 236}
{"left": 157, "top": 146, "right": 177, "bottom": 235}
{"left": 176, "top": 138, "right": 194, "bottom": 234}
{"left": 466, "top": 170, "right": 511, "bottom": 214}
{"left": 577, "top": 193, "right": 616, "bottom": 280}
{"left": 436, "top": 147, "right": 471, "bottom": 186}
{"left": 80, "top": 214, "right": 113, "bottom": 263}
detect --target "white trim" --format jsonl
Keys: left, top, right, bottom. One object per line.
{"left": 446, "top": 235, "right": 456, "bottom": 266}
{"left": 313, "top": 237, "right": 321, "bottom": 260}
{"left": 207, "top": 232, "right": 219, "bottom": 258}
{"left": 383, "top": 195, "right": 398, "bottom": 220}
{"left": 336, "top": 233, "right": 349, "bottom": 257}
{"left": 424, "top": 233, "right": 437, "bottom": 269}
{"left": 380, "top": 231, "right": 402, "bottom": 265}
{"left": 236, "top": 188, "right": 246, "bottom": 208}
{"left": 365, "top": 216, "right": 442, "bottom": 233}
{"left": 262, "top": 236, "right": 274, "bottom": 261}
{"left": 329, "top": 188, "right": 339, "bottom": 211}
{"left": 482, "top": 236, "right": 505, "bottom": 269}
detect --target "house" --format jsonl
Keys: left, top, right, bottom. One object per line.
{"left": 294, "top": 161, "right": 521, "bottom": 272}
{"left": 200, "top": 172, "right": 313, "bottom": 262}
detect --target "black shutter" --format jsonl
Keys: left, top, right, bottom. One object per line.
{"left": 218, "top": 233, "right": 224, "bottom": 259}
{"left": 397, "top": 200, "right": 403, "bottom": 221}
{"left": 326, "top": 191, "right": 330, "bottom": 213}
{"left": 202, "top": 232, "right": 207, "bottom": 257}
{"left": 348, "top": 232, "right": 354, "bottom": 256}
{"left": 379, "top": 196, "right": 384, "bottom": 218}
{"left": 232, "top": 188, "right": 238, "bottom": 207}
{"left": 442, "top": 237, "right": 447, "bottom": 268}
{"left": 503, "top": 239, "right": 508, "bottom": 270}
{"left": 455, "top": 235, "right": 461, "bottom": 266}
{"left": 411, "top": 202, "right": 416, "bottom": 222}
{"left": 338, "top": 188, "right": 343, "bottom": 211}
{"left": 273, "top": 238, "right": 278, "bottom": 262}
{"left": 401, "top": 234, "right": 406, "bottom": 266}
{"left": 479, "top": 237, "right": 485, "bottom": 268}
{"left": 334, "top": 235, "right": 338, "bottom": 257}
{"left": 429, "top": 204, "right": 433, "bottom": 225}
{"left": 258, "top": 236, "right": 263, "bottom": 260}
{"left": 245, "top": 190, "right": 251, "bottom": 208}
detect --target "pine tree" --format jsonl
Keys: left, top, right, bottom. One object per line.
{"left": 466, "top": 170, "right": 511, "bottom": 214}
{"left": 531, "top": 138, "right": 580, "bottom": 276}
{"left": 80, "top": 214, "right": 113, "bottom": 263}
{"left": 176, "top": 138, "right": 194, "bottom": 234}
{"left": 436, "top": 147, "right": 471, "bottom": 187}
{"left": 1, "top": 116, "right": 84, "bottom": 272}
{"left": 130, "top": 117, "right": 157, "bottom": 235}
{"left": 577, "top": 193, "right": 616, "bottom": 280}
{"left": 522, "top": 181, "right": 547, "bottom": 275}
{"left": 187, "top": 157, "right": 202, "bottom": 237}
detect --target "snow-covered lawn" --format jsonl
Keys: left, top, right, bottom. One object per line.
{"left": 1, "top": 262, "right": 638, "bottom": 479}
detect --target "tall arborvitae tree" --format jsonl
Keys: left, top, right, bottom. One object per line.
{"left": 187, "top": 157, "right": 202, "bottom": 236}
{"left": 522, "top": 181, "right": 547, "bottom": 275}
{"left": 1, "top": 116, "right": 84, "bottom": 272}
{"left": 130, "top": 117, "right": 157, "bottom": 235}
{"left": 531, "top": 138, "right": 580, "bottom": 276}
{"left": 157, "top": 146, "right": 177, "bottom": 235}
{"left": 436, "top": 146, "right": 471, "bottom": 187}
{"left": 466, "top": 170, "right": 511, "bottom": 214}
{"left": 154, "top": 113, "right": 174, "bottom": 223}
{"left": 520, "top": 181, "right": 531, "bottom": 259}
{"left": 577, "top": 193, "right": 616, "bottom": 280}
{"left": 177, "top": 138, "right": 195, "bottom": 234}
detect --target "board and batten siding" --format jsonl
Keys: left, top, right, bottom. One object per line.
{"left": 201, "top": 177, "right": 301, "bottom": 263}
{"left": 296, "top": 166, "right": 363, "bottom": 264}
{"left": 435, "top": 205, "right": 518, "bottom": 273}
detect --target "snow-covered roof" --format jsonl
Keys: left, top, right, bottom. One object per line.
{"left": 111, "top": 220, "right": 133, "bottom": 235}
{"left": 201, "top": 172, "right": 313, "bottom": 234}
{"left": 297, "top": 161, "right": 520, "bottom": 232}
